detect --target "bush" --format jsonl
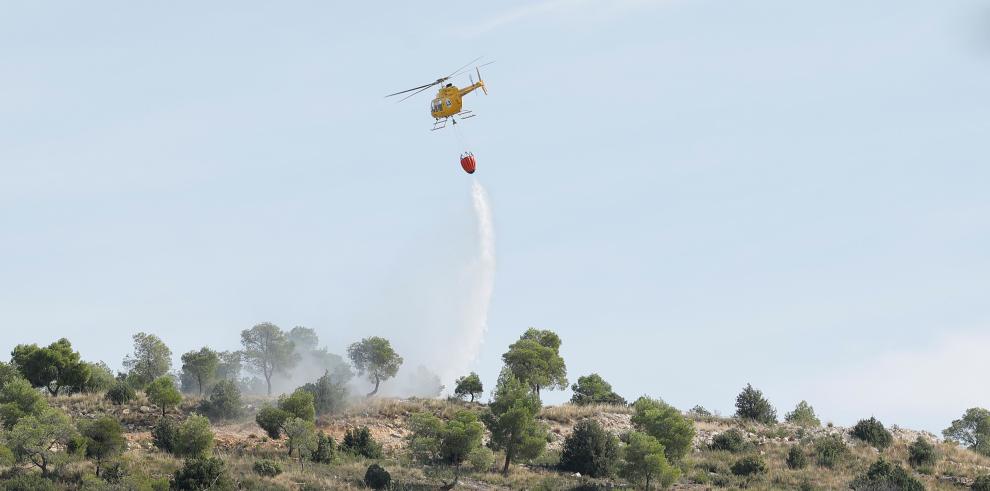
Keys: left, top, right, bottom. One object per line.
{"left": 851, "top": 417, "right": 893, "bottom": 450}
{"left": 145, "top": 376, "right": 182, "bottom": 417}
{"left": 974, "top": 475, "right": 990, "bottom": 491}
{"left": 1, "top": 474, "right": 57, "bottom": 491}
{"left": 200, "top": 380, "right": 242, "bottom": 421}
{"left": 256, "top": 406, "right": 290, "bottom": 439}
{"left": 907, "top": 436, "right": 939, "bottom": 468}
{"left": 559, "top": 419, "right": 619, "bottom": 478}
{"left": 688, "top": 405, "right": 712, "bottom": 418}
{"left": 252, "top": 459, "right": 283, "bottom": 478}
{"left": 731, "top": 456, "right": 767, "bottom": 476}
{"left": 102, "top": 461, "right": 126, "bottom": 483}
{"left": 735, "top": 384, "right": 777, "bottom": 424}
{"left": 279, "top": 389, "right": 316, "bottom": 422}
{"left": 849, "top": 458, "right": 923, "bottom": 491}
{"left": 342, "top": 426, "right": 383, "bottom": 459}
{"left": 299, "top": 371, "right": 348, "bottom": 416}
{"left": 174, "top": 415, "right": 214, "bottom": 458}
{"left": 815, "top": 434, "right": 848, "bottom": 468}
{"left": 569, "top": 373, "right": 626, "bottom": 406}
{"left": 172, "top": 457, "right": 234, "bottom": 491}
{"left": 105, "top": 381, "right": 135, "bottom": 405}
{"left": 468, "top": 446, "right": 495, "bottom": 472}
{"left": 151, "top": 417, "right": 178, "bottom": 453}
{"left": 786, "top": 445, "right": 808, "bottom": 469}
{"left": 364, "top": 463, "right": 392, "bottom": 490}
{"left": 630, "top": 396, "right": 695, "bottom": 462}
{"left": 711, "top": 429, "right": 747, "bottom": 453}
{"left": 78, "top": 415, "right": 126, "bottom": 474}
{"left": 785, "top": 401, "right": 820, "bottom": 427}
{"left": 312, "top": 432, "right": 335, "bottom": 464}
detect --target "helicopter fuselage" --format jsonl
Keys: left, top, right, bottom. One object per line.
{"left": 431, "top": 81, "right": 484, "bottom": 119}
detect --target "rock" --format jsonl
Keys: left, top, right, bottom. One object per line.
{"left": 122, "top": 408, "right": 130, "bottom": 415}
{"left": 139, "top": 406, "right": 153, "bottom": 413}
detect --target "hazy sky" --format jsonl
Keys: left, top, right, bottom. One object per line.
{"left": 2, "top": 1, "right": 989, "bottom": 432}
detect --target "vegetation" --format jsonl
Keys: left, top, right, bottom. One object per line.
{"left": 559, "top": 419, "right": 619, "bottom": 478}
{"left": 77, "top": 415, "right": 126, "bottom": 476}
{"left": 122, "top": 332, "right": 172, "bottom": 389}
{"left": 347, "top": 336, "right": 403, "bottom": 397}
{"left": 786, "top": 445, "right": 808, "bottom": 469}
{"left": 256, "top": 405, "right": 290, "bottom": 439}
{"left": 784, "top": 400, "right": 821, "bottom": 427}
{"left": 145, "top": 376, "right": 182, "bottom": 417}
{"left": 253, "top": 458, "right": 283, "bottom": 477}
{"left": 483, "top": 371, "right": 546, "bottom": 475}
{"left": 454, "top": 372, "right": 484, "bottom": 402}
{"left": 735, "top": 383, "right": 777, "bottom": 424}
{"left": 342, "top": 426, "right": 383, "bottom": 459}
{"left": 711, "top": 428, "right": 748, "bottom": 453}
{"left": 730, "top": 455, "right": 767, "bottom": 476}
{"left": 851, "top": 416, "right": 893, "bottom": 450}
{"left": 908, "top": 436, "right": 939, "bottom": 468}
{"left": 620, "top": 431, "right": 679, "bottom": 490}
{"left": 241, "top": 322, "right": 299, "bottom": 396}
{"left": 0, "top": 377, "right": 49, "bottom": 428}
{"left": 104, "top": 380, "right": 135, "bottom": 405}
{"left": 5, "top": 408, "right": 78, "bottom": 476}
{"left": 279, "top": 388, "right": 316, "bottom": 422}
{"left": 944, "top": 407, "right": 990, "bottom": 456}
{"left": 849, "top": 458, "right": 924, "bottom": 491}
{"left": 570, "top": 373, "right": 626, "bottom": 405}
{"left": 172, "top": 456, "right": 234, "bottom": 490}
{"left": 815, "top": 434, "right": 849, "bottom": 468}
{"left": 974, "top": 475, "right": 990, "bottom": 491}
{"left": 10, "top": 338, "right": 90, "bottom": 396}
{"left": 199, "top": 379, "right": 242, "bottom": 420}
{"left": 364, "top": 463, "right": 392, "bottom": 490}
{"left": 501, "top": 328, "right": 567, "bottom": 398}
{"left": 180, "top": 347, "right": 219, "bottom": 395}
{"left": 299, "top": 369, "right": 348, "bottom": 415}
{"left": 631, "top": 396, "right": 695, "bottom": 462}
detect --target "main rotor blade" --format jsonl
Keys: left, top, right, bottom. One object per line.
{"left": 385, "top": 81, "right": 438, "bottom": 98}
{"left": 445, "top": 56, "right": 484, "bottom": 80}
{"left": 396, "top": 83, "right": 435, "bottom": 103}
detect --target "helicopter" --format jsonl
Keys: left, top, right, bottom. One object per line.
{"left": 385, "top": 57, "right": 491, "bottom": 131}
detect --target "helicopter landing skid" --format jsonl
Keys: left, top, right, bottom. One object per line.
{"left": 430, "top": 111, "right": 475, "bottom": 131}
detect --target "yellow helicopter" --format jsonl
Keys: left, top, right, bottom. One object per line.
{"left": 385, "top": 57, "right": 491, "bottom": 131}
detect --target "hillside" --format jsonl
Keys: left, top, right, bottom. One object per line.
{"left": 37, "top": 393, "right": 990, "bottom": 490}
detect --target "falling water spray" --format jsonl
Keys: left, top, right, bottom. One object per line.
{"left": 453, "top": 178, "right": 496, "bottom": 375}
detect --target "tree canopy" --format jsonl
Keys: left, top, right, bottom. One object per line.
{"left": 241, "top": 323, "right": 299, "bottom": 396}
{"left": 631, "top": 396, "right": 695, "bottom": 463}
{"left": 501, "top": 328, "right": 567, "bottom": 398}
{"left": 11, "top": 338, "right": 90, "bottom": 396}
{"left": 943, "top": 408, "right": 990, "bottom": 456}
{"left": 347, "top": 337, "right": 403, "bottom": 397}
{"left": 454, "top": 372, "right": 484, "bottom": 402}
{"left": 570, "top": 373, "right": 626, "bottom": 406}
{"left": 122, "top": 332, "right": 172, "bottom": 389}
{"left": 146, "top": 376, "right": 182, "bottom": 417}
{"left": 620, "top": 431, "right": 680, "bottom": 491}
{"left": 181, "top": 347, "right": 219, "bottom": 395}
{"left": 483, "top": 371, "right": 546, "bottom": 475}
{"left": 734, "top": 383, "right": 777, "bottom": 425}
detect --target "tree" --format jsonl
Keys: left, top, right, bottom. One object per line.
{"left": 174, "top": 414, "right": 215, "bottom": 458}
{"left": 620, "top": 431, "right": 679, "bottom": 491}
{"left": 408, "top": 410, "right": 485, "bottom": 485}
{"left": 284, "top": 417, "right": 318, "bottom": 465}
{"left": 943, "top": 407, "right": 990, "bottom": 456}
{"left": 907, "top": 436, "right": 939, "bottom": 468}
{"left": 559, "top": 419, "right": 619, "bottom": 478}
{"left": 82, "top": 361, "right": 116, "bottom": 393}
{"left": 256, "top": 406, "right": 290, "bottom": 439}
{"left": 200, "top": 379, "right": 242, "bottom": 421}
{"left": 300, "top": 370, "right": 349, "bottom": 416}
{"left": 105, "top": 381, "right": 135, "bottom": 405}
{"left": 241, "top": 323, "right": 298, "bottom": 396}
{"left": 10, "top": 338, "right": 91, "bottom": 396}
{"left": 122, "top": 332, "right": 172, "bottom": 389}
{"left": 279, "top": 389, "right": 316, "bottom": 422}
{"left": 312, "top": 432, "right": 335, "bottom": 464}
{"left": 347, "top": 336, "right": 403, "bottom": 397}
{"left": 181, "top": 347, "right": 219, "bottom": 396}
{"left": 570, "top": 373, "right": 626, "bottom": 406}
{"left": 630, "top": 396, "right": 695, "bottom": 463}
{"left": 365, "top": 463, "right": 392, "bottom": 490}
{"left": 501, "top": 328, "right": 567, "bottom": 398}
{"left": 454, "top": 372, "right": 484, "bottom": 402}
{"left": 482, "top": 372, "right": 546, "bottom": 475}
{"left": 342, "top": 426, "right": 383, "bottom": 458}
{"left": 78, "top": 416, "right": 126, "bottom": 476}
{"left": 172, "top": 456, "right": 234, "bottom": 491}
{"left": 146, "top": 376, "right": 182, "bottom": 417}
{"left": 0, "top": 377, "right": 49, "bottom": 429}
{"left": 784, "top": 400, "right": 820, "bottom": 427}
{"left": 6, "top": 408, "right": 79, "bottom": 477}
{"left": 287, "top": 326, "right": 320, "bottom": 352}
{"left": 734, "top": 384, "right": 777, "bottom": 424}
{"left": 215, "top": 350, "right": 242, "bottom": 382}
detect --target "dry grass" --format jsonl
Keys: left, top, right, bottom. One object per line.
{"left": 539, "top": 403, "right": 632, "bottom": 424}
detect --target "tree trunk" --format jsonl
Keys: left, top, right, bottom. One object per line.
{"left": 502, "top": 445, "right": 514, "bottom": 475}
{"left": 265, "top": 372, "right": 272, "bottom": 396}
{"left": 366, "top": 374, "right": 380, "bottom": 398}
{"left": 198, "top": 375, "right": 203, "bottom": 396}
{"left": 162, "top": 406, "right": 166, "bottom": 417}
{"left": 470, "top": 394, "right": 475, "bottom": 402}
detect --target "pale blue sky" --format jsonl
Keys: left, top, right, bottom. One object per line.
{"left": 2, "top": 1, "right": 989, "bottom": 432}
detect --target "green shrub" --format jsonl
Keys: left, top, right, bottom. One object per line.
{"left": 730, "top": 456, "right": 767, "bottom": 476}
{"left": 145, "top": 376, "right": 182, "bottom": 417}
{"left": 311, "top": 432, "right": 335, "bottom": 464}
{"left": 851, "top": 417, "right": 893, "bottom": 450}
{"left": 364, "top": 463, "right": 391, "bottom": 490}
{"left": 974, "top": 475, "right": 990, "bottom": 491}
{"left": 849, "top": 458, "right": 923, "bottom": 491}
{"left": 252, "top": 459, "right": 283, "bottom": 478}
{"left": 735, "top": 384, "right": 777, "bottom": 424}
{"left": 943, "top": 408, "right": 990, "bottom": 457}
{"left": 907, "top": 436, "right": 939, "bottom": 468}
{"left": 101, "top": 461, "right": 126, "bottom": 484}
{"left": 105, "top": 381, "right": 135, "bottom": 405}
{"left": 569, "top": 374, "right": 626, "bottom": 406}
{"left": 688, "top": 405, "right": 712, "bottom": 418}
{"left": 172, "top": 457, "right": 234, "bottom": 491}
{"left": 786, "top": 445, "right": 808, "bottom": 469}
{"left": 151, "top": 417, "right": 178, "bottom": 453}
{"left": 1, "top": 474, "right": 57, "bottom": 491}
{"left": 559, "top": 419, "right": 619, "bottom": 478}
{"left": 711, "top": 429, "right": 747, "bottom": 453}
{"left": 814, "top": 434, "right": 848, "bottom": 468}
{"left": 630, "top": 396, "right": 695, "bottom": 462}
{"left": 256, "top": 406, "right": 290, "bottom": 439}
{"left": 784, "top": 401, "right": 820, "bottom": 427}
{"left": 342, "top": 426, "right": 383, "bottom": 459}
{"left": 78, "top": 415, "right": 126, "bottom": 475}
{"left": 200, "top": 380, "right": 242, "bottom": 421}
{"left": 174, "top": 415, "right": 214, "bottom": 458}
{"left": 278, "top": 389, "right": 316, "bottom": 422}
{"left": 468, "top": 446, "right": 495, "bottom": 472}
